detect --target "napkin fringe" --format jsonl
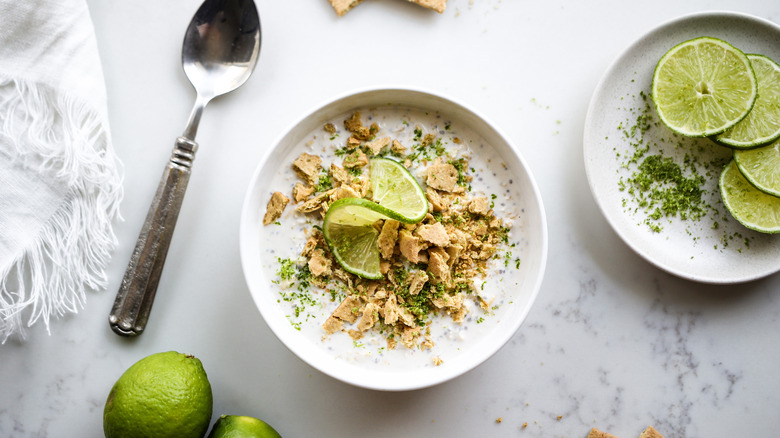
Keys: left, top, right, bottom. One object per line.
{"left": 0, "top": 78, "right": 122, "bottom": 343}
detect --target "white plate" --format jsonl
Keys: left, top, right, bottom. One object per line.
{"left": 240, "top": 87, "right": 547, "bottom": 390}
{"left": 584, "top": 11, "right": 780, "bottom": 284}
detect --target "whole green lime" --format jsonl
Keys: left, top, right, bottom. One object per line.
{"left": 103, "top": 351, "right": 213, "bottom": 438}
{"left": 207, "top": 415, "right": 283, "bottom": 438}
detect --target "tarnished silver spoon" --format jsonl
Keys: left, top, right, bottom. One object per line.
{"left": 109, "top": 0, "right": 261, "bottom": 336}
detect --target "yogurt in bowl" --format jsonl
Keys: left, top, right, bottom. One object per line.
{"left": 240, "top": 87, "right": 547, "bottom": 390}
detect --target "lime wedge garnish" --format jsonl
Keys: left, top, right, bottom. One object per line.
{"left": 652, "top": 36, "right": 757, "bottom": 137}
{"left": 322, "top": 198, "right": 396, "bottom": 279}
{"left": 715, "top": 54, "right": 780, "bottom": 148}
{"left": 720, "top": 159, "right": 780, "bottom": 233}
{"left": 733, "top": 139, "right": 780, "bottom": 197}
{"left": 369, "top": 157, "right": 428, "bottom": 223}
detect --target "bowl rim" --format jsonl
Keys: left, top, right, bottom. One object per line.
{"left": 239, "top": 84, "right": 548, "bottom": 390}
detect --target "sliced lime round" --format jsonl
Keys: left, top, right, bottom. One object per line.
{"left": 652, "top": 36, "right": 757, "bottom": 137}
{"left": 715, "top": 54, "right": 780, "bottom": 148}
{"left": 720, "top": 159, "right": 780, "bottom": 233}
{"left": 733, "top": 139, "right": 780, "bottom": 197}
{"left": 322, "top": 198, "right": 397, "bottom": 279}
{"left": 369, "top": 157, "right": 428, "bottom": 223}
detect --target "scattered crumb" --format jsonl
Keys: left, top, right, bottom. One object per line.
{"left": 263, "top": 191, "right": 289, "bottom": 225}
{"left": 495, "top": 417, "right": 503, "bottom": 424}
{"left": 587, "top": 428, "right": 618, "bottom": 438}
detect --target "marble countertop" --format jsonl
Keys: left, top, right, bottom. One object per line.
{"left": 3, "top": 1, "right": 780, "bottom": 437}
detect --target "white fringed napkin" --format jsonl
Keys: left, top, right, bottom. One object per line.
{"left": 0, "top": 0, "right": 122, "bottom": 342}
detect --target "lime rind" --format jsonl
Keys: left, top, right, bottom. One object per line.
{"left": 714, "top": 54, "right": 780, "bottom": 149}
{"left": 720, "top": 159, "right": 780, "bottom": 233}
{"left": 652, "top": 36, "right": 757, "bottom": 137}
{"left": 322, "top": 198, "right": 395, "bottom": 279}
{"left": 369, "top": 157, "right": 428, "bottom": 223}
{"left": 733, "top": 139, "right": 780, "bottom": 197}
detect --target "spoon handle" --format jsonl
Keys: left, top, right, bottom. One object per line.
{"left": 109, "top": 137, "right": 198, "bottom": 336}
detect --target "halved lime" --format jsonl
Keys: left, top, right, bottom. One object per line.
{"left": 652, "top": 36, "right": 757, "bottom": 137}
{"left": 715, "top": 54, "right": 780, "bottom": 148}
{"left": 734, "top": 139, "right": 780, "bottom": 197}
{"left": 369, "top": 157, "right": 428, "bottom": 223}
{"left": 720, "top": 159, "right": 780, "bottom": 233}
{"left": 322, "top": 198, "right": 397, "bottom": 279}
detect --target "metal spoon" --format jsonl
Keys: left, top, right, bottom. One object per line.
{"left": 109, "top": 0, "right": 261, "bottom": 336}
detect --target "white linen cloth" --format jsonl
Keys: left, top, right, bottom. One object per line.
{"left": 0, "top": 0, "right": 122, "bottom": 342}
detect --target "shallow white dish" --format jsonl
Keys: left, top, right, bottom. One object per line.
{"left": 584, "top": 11, "right": 780, "bottom": 284}
{"left": 240, "top": 87, "right": 547, "bottom": 390}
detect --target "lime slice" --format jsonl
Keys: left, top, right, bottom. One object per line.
{"left": 322, "top": 197, "right": 397, "bottom": 279}
{"left": 652, "top": 36, "right": 757, "bottom": 137}
{"left": 369, "top": 157, "right": 428, "bottom": 223}
{"left": 720, "top": 159, "right": 780, "bottom": 233}
{"left": 715, "top": 54, "right": 780, "bottom": 148}
{"left": 733, "top": 139, "right": 780, "bottom": 197}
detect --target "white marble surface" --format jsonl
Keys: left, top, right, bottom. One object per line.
{"left": 3, "top": 1, "right": 780, "bottom": 437}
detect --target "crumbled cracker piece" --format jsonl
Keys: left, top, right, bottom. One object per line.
{"left": 330, "top": 163, "right": 351, "bottom": 186}
{"left": 427, "top": 247, "right": 451, "bottom": 285}
{"left": 343, "top": 149, "right": 368, "bottom": 169}
{"left": 344, "top": 111, "right": 363, "bottom": 132}
{"left": 426, "top": 160, "right": 459, "bottom": 192}
{"left": 324, "top": 122, "right": 336, "bottom": 134}
{"left": 292, "top": 182, "right": 315, "bottom": 203}
{"left": 417, "top": 222, "right": 449, "bottom": 246}
{"left": 398, "top": 229, "right": 425, "bottom": 263}
{"left": 426, "top": 187, "right": 450, "bottom": 212}
{"left": 587, "top": 428, "right": 619, "bottom": 438}
{"left": 377, "top": 220, "right": 400, "bottom": 259}
{"left": 496, "top": 417, "right": 503, "bottom": 424}
{"left": 308, "top": 249, "right": 332, "bottom": 277}
{"left": 468, "top": 196, "right": 491, "bottom": 215}
{"left": 400, "top": 326, "right": 421, "bottom": 348}
{"left": 322, "top": 316, "right": 342, "bottom": 335}
{"left": 391, "top": 139, "right": 406, "bottom": 154}
{"left": 330, "top": 185, "right": 360, "bottom": 202}
{"left": 296, "top": 191, "right": 329, "bottom": 214}
{"left": 329, "top": 0, "right": 363, "bottom": 16}
{"left": 407, "top": 269, "right": 428, "bottom": 295}
{"left": 365, "top": 136, "right": 391, "bottom": 155}
{"left": 639, "top": 426, "right": 664, "bottom": 438}
{"left": 263, "top": 191, "right": 289, "bottom": 225}
{"left": 433, "top": 356, "right": 443, "bottom": 366}
{"left": 332, "top": 295, "right": 361, "bottom": 324}
{"left": 408, "top": 0, "right": 447, "bottom": 13}
{"left": 357, "top": 302, "right": 380, "bottom": 331}
{"left": 293, "top": 152, "right": 322, "bottom": 185}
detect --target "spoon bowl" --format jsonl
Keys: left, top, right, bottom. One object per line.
{"left": 109, "top": 0, "right": 261, "bottom": 336}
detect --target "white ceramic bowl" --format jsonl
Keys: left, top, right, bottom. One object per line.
{"left": 240, "top": 87, "right": 547, "bottom": 390}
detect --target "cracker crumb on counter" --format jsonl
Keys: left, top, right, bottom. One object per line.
{"left": 328, "top": 0, "right": 363, "bottom": 16}
{"left": 588, "top": 428, "right": 619, "bottom": 438}
{"left": 329, "top": 0, "right": 446, "bottom": 16}
{"left": 495, "top": 417, "right": 503, "bottom": 424}
{"left": 639, "top": 426, "right": 664, "bottom": 438}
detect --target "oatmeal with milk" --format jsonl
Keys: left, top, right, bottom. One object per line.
{"left": 260, "top": 106, "right": 524, "bottom": 368}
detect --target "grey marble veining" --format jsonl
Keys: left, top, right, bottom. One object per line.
{"left": 2, "top": 0, "right": 780, "bottom": 437}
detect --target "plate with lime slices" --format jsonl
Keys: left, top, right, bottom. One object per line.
{"left": 240, "top": 87, "right": 547, "bottom": 390}
{"left": 584, "top": 11, "right": 780, "bottom": 284}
